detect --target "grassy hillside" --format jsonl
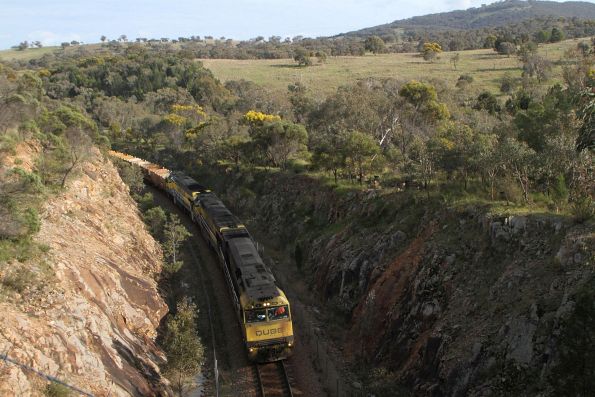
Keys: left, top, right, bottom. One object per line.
{"left": 345, "top": 0, "right": 595, "bottom": 35}
{"left": 201, "top": 39, "right": 579, "bottom": 97}
{"left": 0, "top": 44, "right": 104, "bottom": 62}
{"left": 0, "top": 46, "right": 60, "bottom": 61}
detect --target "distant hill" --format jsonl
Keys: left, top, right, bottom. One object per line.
{"left": 340, "top": 0, "right": 595, "bottom": 37}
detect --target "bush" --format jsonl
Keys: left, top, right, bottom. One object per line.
{"left": 499, "top": 74, "right": 518, "bottom": 93}
{"left": 135, "top": 192, "right": 154, "bottom": 213}
{"left": 116, "top": 162, "right": 144, "bottom": 194}
{"left": 43, "top": 383, "right": 70, "bottom": 397}
{"left": 550, "top": 174, "right": 568, "bottom": 212}
{"left": 144, "top": 206, "right": 166, "bottom": 238}
{"left": 162, "top": 299, "right": 204, "bottom": 396}
{"left": 456, "top": 74, "right": 474, "bottom": 89}
{"left": 0, "top": 131, "right": 19, "bottom": 155}
{"left": 1, "top": 265, "right": 36, "bottom": 293}
{"left": 571, "top": 196, "right": 594, "bottom": 223}
{"left": 498, "top": 178, "right": 524, "bottom": 204}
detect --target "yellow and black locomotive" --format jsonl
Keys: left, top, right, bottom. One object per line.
{"left": 192, "top": 192, "right": 294, "bottom": 361}
{"left": 109, "top": 151, "right": 294, "bottom": 362}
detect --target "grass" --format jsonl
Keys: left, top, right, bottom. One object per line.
{"left": 0, "top": 38, "right": 581, "bottom": 97}
{"left": 201, "top": 39, "right": 581, "bottom": 97}
{"left": 0, "top": 46, "right": 60, "bottom": 61}
{"left": 0, "top": 43, "right": 104, "bottom": 62}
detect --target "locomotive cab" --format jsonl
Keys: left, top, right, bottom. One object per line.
{"left": 242, "top": 291, "right": 294, "bottom": 362}
{"left": 228, "top": 237, "right": 295, "bottom": 362}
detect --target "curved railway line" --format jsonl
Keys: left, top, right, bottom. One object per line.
{"left": 256, "top": 360, "right": 294, "bottom": 397}
{"left": 111, "top": 152, "right": 325, "bottom": 396}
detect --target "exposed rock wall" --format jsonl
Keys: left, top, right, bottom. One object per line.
{"left": 216, "top": 170, "right": 594, "bottom": 396}
{"left": 0, "top": 146, "right": 168, "bottom": 396}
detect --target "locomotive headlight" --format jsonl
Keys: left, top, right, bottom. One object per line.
{"left": 288, "top": 342, "right": 293, "bottom": 347}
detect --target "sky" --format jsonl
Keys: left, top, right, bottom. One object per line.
{"left": 0, "top": 0, "right": 591, "bottom": 49}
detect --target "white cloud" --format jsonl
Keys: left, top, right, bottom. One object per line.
{"left": 27, "top": 30, "right": 82, "bottom": 46}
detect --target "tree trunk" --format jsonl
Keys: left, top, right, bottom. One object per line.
{"left": 61, "top": 162, "right": 77, "bottom": 188}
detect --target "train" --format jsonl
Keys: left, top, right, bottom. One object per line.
{"left": 109, "top": 151, "right": 294, "bottom": 362}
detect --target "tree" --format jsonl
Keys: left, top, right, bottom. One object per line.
{"left": 17, "top": 41, "right": 28, "bottom": 51}
{"left": 474, "top": 91, "right": 501, "bottom": 114}
{"left": 316, "top": 51, "right": 328, "bottom": 64}
{"left": 410, "top": 136, "right": 435, "bottom": 197}
{"left": 576, "top": 90, "right": 594, "bottom": 153}
{"left": 422, "top": 42, "right": 442, "bottom": 62}
{"left": 577, "top": 41, "right": 590, "bottom": 56}
{"left": 450, "top": 53, "right": 460, "bottom": 70}
{"left": 60, "top": 42, "right": 70, "bottom": 49}
{"left": 550, "top": 174, "right": 568, "bottom": 212}
{"left": 162, "top": 214, "right": 191, "bottom": 275}
{"left": 399, "top": 80, "right": 450, "bottom": 123}
{"left": 100, "top": 35, "right": 107, "bottom": 43}
{"left": 484, "top": 35, "right": 497, "bottom": 49}
{"left": 162, "top": 299, "right": 205, "bottom": 396}
{"left": 60, "top": 127, "right": 92, "bottom": 188}
{"left": 343, "top": 131, "right": 380, "bottom": 185}
{"left": 550, "top": 27, "right": 565, "bottom": 43}
{"left": 117, "top": 161, "right": 144, "bottom": 194}
{"left": 499, "top": 73, "right": 518, "bottom": 93}
{"left": 118, "top": 34, "right": 128, "bottom": 42}
{"left": 535, "top": 30, "right": 550, "bottom": 44}
{"left": 522, "top": 54, "right": 552, "bottom": 82}
{"left": 399, "top": 80, "right": 438, "bottom": 109}
{"left": 430, "top": 121, "right": 475, "bottom": 187}
{"left": 293, "top": 47, "right": 312, "bottom": 67}
{"left": 313, "top": 132, "right": 347, "bottom": 183}
{"left": 249, "top": 119, "right": 309, "bottom": 169}
{"left": 364, "top": 36, "right": 386, "bottom": 54}
{"left": 220, "top": 133, "right": 251, "bottom": 169}
{"left": 497, "top": 138, "right": 535, "bottom": 203}
{"left": 163, "top": 104, "right": 209, "bottom": 149}
{"left": 496, "top": 42, "right": 516, "bottom": 57}
{"left": 144, "top": 207, "right": 167, "bottom": 237}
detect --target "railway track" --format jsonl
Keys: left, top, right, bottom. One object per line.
{"left": 256, "top": 360, "right": 294, "bottom": 397}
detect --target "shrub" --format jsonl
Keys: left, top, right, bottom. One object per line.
{"left": 498, "top": 178, "right": 523, "bottom": 204}
{"left": 116, "top": 162, "right": 144, "bottom": 194}
{"left": 1, "top": 266, "right": 36, "bottom": 293}
{"left": 550, "top": 174, "right": 568, "bottom": 212}
{"left": 144, "top": 206, "right": 166, "bottom": 237}
{"left": 135, "top": 192, "right": 154, "bottom": 213}
{"left": 571, "top": 196, "right": 594, "bottom": 223}
{"left": 456, "top": 74, "right": 474, "bottom": 88}
{"left": 499, "top": 74, "right": 518, "bottom": 93}
{"left": 43, "top": 383, "right": 71, "bottom": 397}
{"left": 162, "top": 299, "right": 204, "bottom": 396}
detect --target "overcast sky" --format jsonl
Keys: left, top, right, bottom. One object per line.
{"left": 0, "top": 0, "right": 591, "bottom": 49}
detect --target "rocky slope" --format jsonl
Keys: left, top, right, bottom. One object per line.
{"left": 212, "top": 170, "right": 594, "bottom": 396}
{"left": 0, "top": 144, "right": 169, "bottom": 396}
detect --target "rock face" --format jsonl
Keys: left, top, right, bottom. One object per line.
{"left": 0, "top": 147, "right": 168, "bottom": 396}
{"left": 214, "top": 170, "right": 594, "bottom": 396}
